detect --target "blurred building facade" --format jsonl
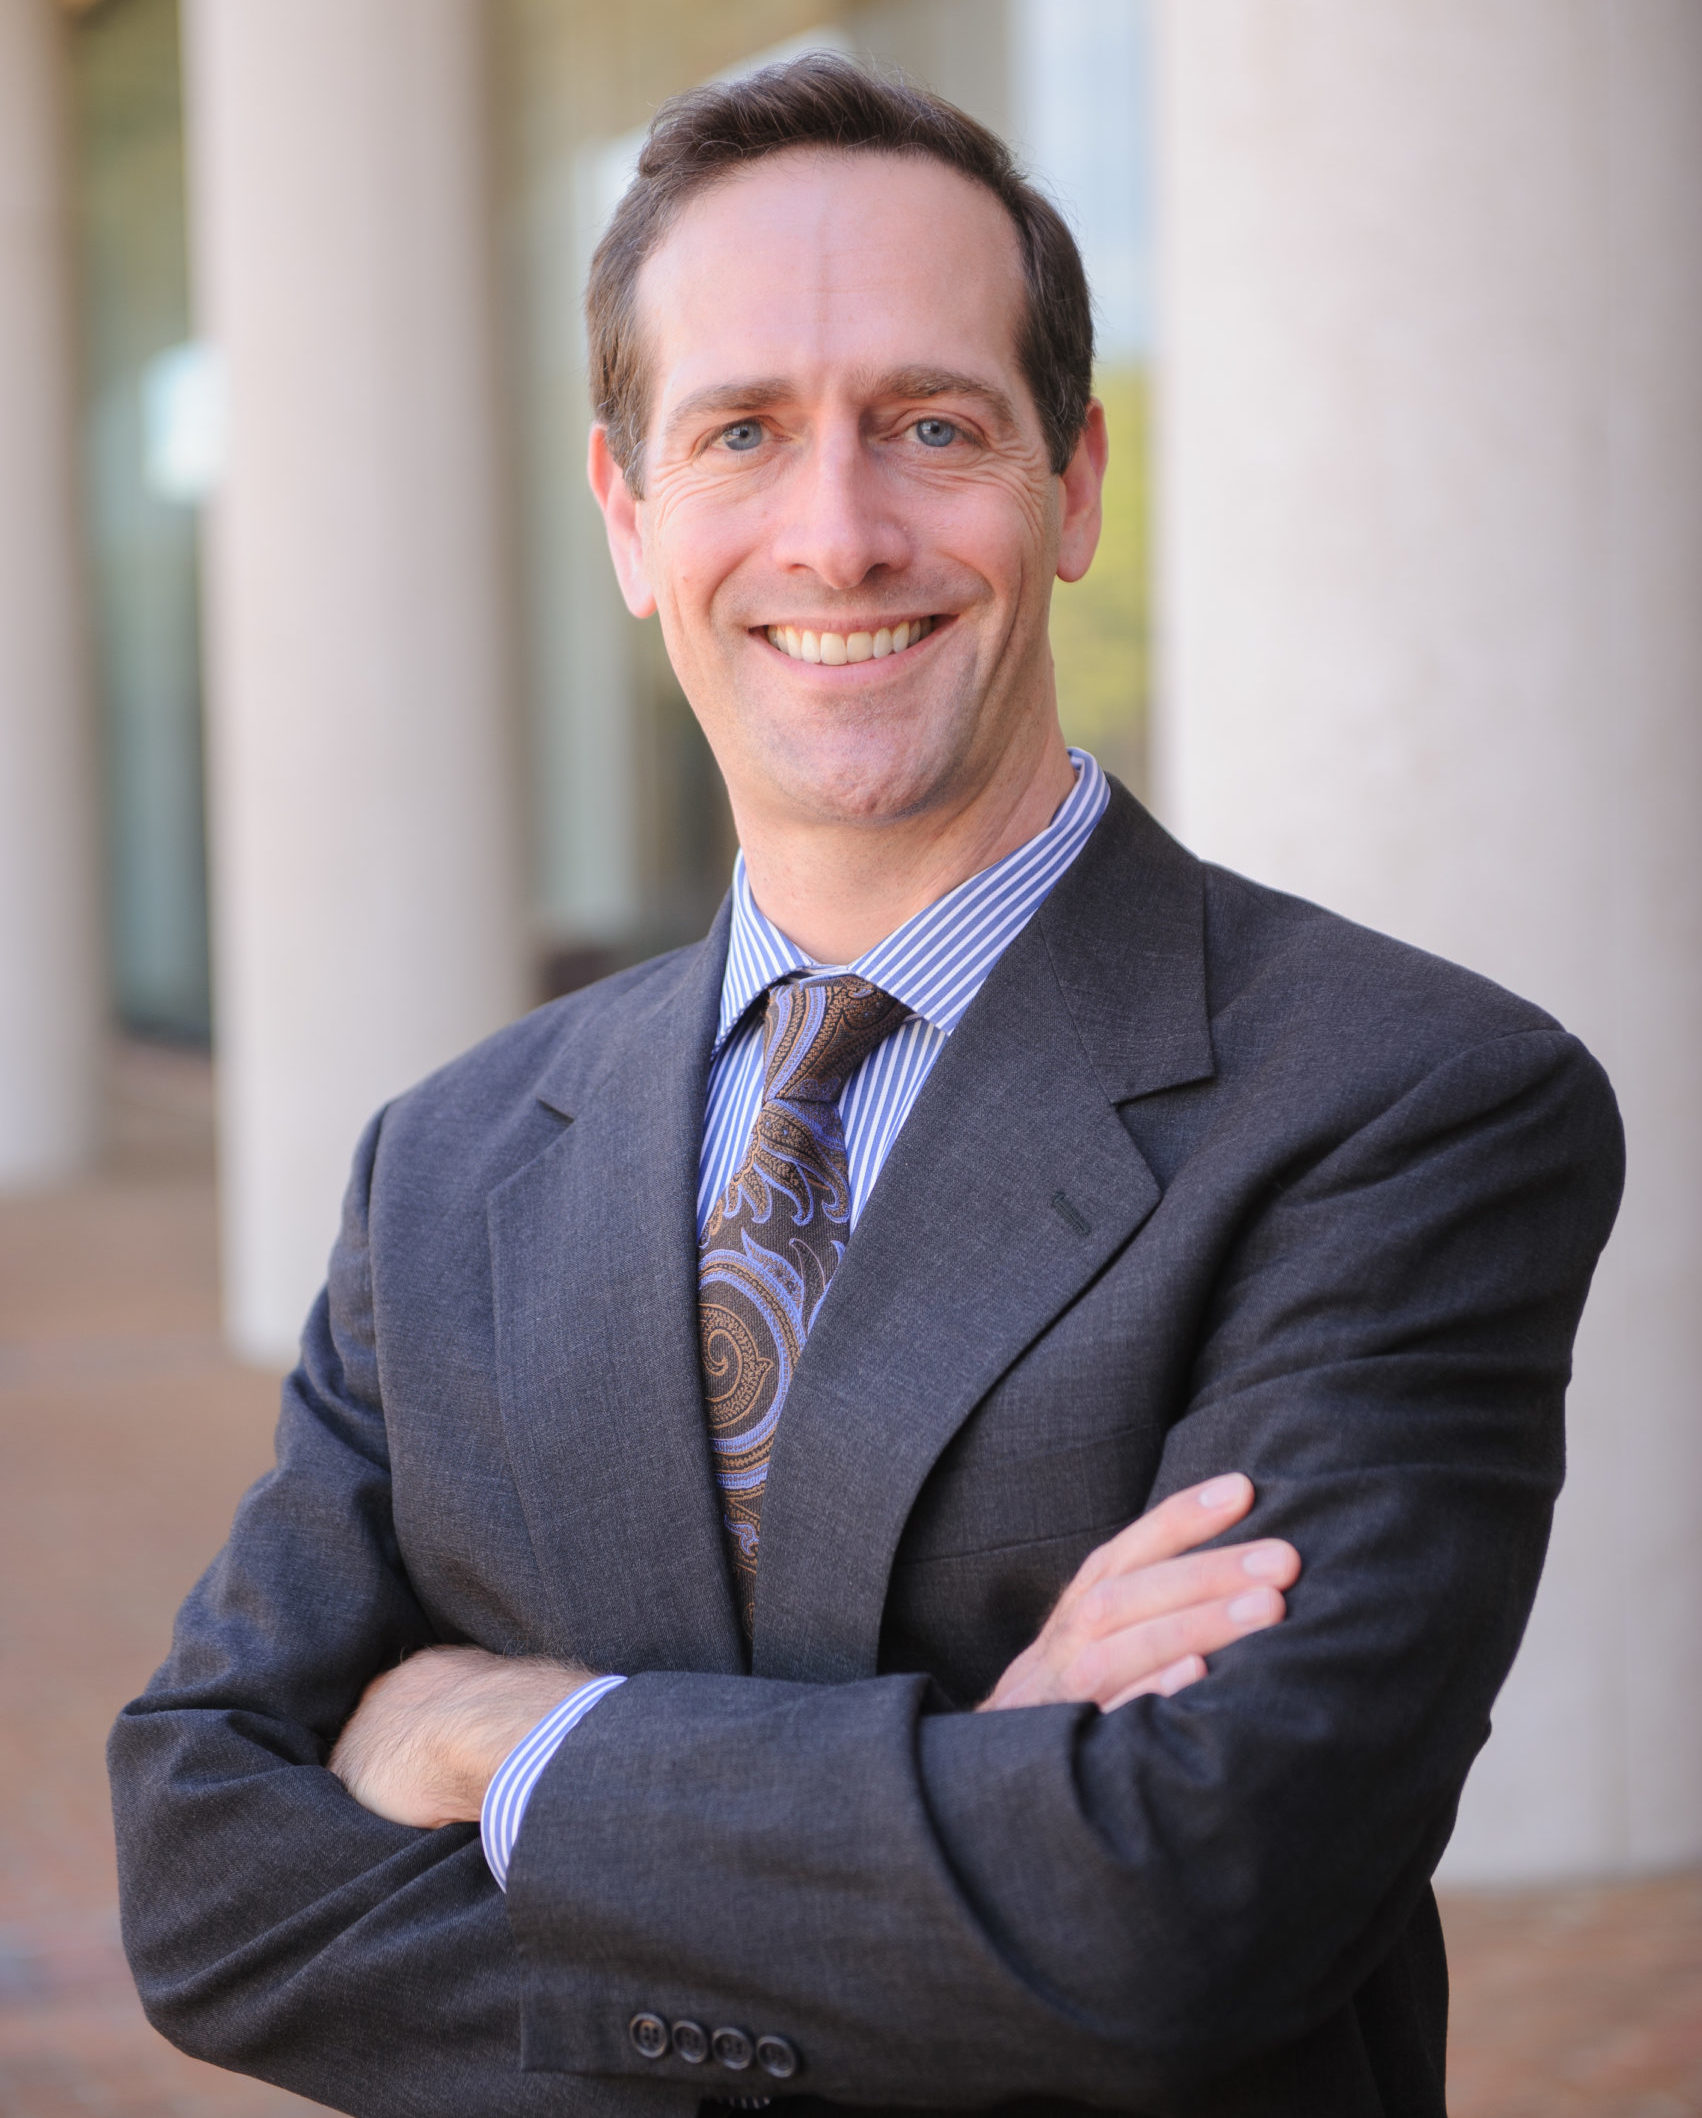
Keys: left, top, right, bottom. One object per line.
{"left": 0, "top": 0, "right": 1696, "bottom": 1888}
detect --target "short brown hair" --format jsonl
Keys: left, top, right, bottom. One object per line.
{"left": 586, "top": 52, "right": 1094, "bottom": 493}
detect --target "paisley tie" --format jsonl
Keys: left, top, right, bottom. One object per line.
{"left": 698, "top": 974, "right": 909, "bottom": 1640}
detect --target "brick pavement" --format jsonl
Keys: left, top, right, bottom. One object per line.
{"left": 1442, "top": 1872, "right": 1702, "bottom": 2116}
{"left": 0, "top": 1041, "right": 1696, "bottom": 2116}
{"left": 0, "top": 1044, "right": 321, "bottom": 2117}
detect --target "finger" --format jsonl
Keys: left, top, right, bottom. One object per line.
{"left": 1103, "top": 1654, "right": 1207, "bottom": 1713}
{"left": 1070, "top": 1473, "right": 1256, "bottom": 1592}
{"left": 980, "top": 1569, "right": 1282, "bottom": 1713}
{"left": 976, "top": 1642, "right": 1054, "bottom": 1712}
{"left": 1074, "top": 1539, "right": 1301, "bottom": 1638}
{"left": 1066, "top": 1585, "right": 1288, "bottom": 1710}
{"left": 979, "top": 1489, "right": 1280, "bottom": 1715}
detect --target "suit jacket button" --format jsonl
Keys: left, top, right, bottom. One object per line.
{"left": 712, "top": 2027, "right": 754, "bottom": 2071}
{"left": 756, "top": 2034, "right": 800, "bottom": 2079}
{"left": 629, "top": 2013, "right": 668, "bottom": 2060}
{"left": 672, "top": 2020, "right": 710, "bottom": 2064}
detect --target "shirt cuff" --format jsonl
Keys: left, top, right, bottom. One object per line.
{"left": 479, "top": 1672, "right": 626, "bottom": 1890}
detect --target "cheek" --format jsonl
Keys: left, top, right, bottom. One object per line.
{"left": 642, "top": 495, "right": 749, "bottom": 640}
{"left": 936, "top": 476, "right": 1056, "bottom": 612}
{"left": 1000, "top": 466, "right": 1061, "bottom": 560}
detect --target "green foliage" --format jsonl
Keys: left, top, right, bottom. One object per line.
{"left": 1050, "top": 364, "right": 1150, "bottom": 798}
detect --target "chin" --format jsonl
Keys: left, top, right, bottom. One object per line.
{"left": 739, "top": 675, "right": 990, "bottom": 829}
{"left": 766, "top": 734, "right": 971, "bottom": 828}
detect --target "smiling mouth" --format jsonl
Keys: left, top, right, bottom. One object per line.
{"left": 762, "top": 616, "right": 938, "bottom": 665}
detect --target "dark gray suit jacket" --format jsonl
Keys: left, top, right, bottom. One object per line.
{"left": 110, "top": 786, "right": 1623, "bottom": 2118}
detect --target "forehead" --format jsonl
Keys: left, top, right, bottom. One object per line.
{"left": 634, "top": 148, "right": 1029, "bottom": 417}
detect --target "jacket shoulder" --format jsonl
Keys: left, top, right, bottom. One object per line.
{"left": 1057, "top": 785, "right": 1590, "bottom": 1098}
{"left": 1198, "top": 858, "right": 1563, "bottom": 1058}
{"left": 366, "top": 939, "right": 707, "bottom": 1196}
{"left": 1184, "top": 863, "right": 1621, "bottom": 1215}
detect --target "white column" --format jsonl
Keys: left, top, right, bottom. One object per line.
{"left": 1155, "top": 0, "right": 1702, "bottom": 1881}
{"left": 182, "top": 0, "right": 528, "bottom": 1365}
{"left": 0, "top": 0, "right": 103, "bottom": 1187}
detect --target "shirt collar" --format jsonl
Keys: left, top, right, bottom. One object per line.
{"left": 714, "top": 748, "right": 1109, "bottom": 1054}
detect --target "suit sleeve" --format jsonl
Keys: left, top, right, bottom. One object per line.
{"left": 503, "top": 1026, "right": 1624, "bottom": 2109}
{"left": 106, "top": 1114, "right": 664, "bottom": 2118}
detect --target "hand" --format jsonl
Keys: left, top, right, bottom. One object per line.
{"left": 979, "top": 1474, "right": 1299, "bottom": 1714}
{"left": 328, "top": 1645, "right": 592, "bottom": 1828}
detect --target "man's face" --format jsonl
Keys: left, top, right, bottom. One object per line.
{"left": 593, "top": 148, "right": 1102, "bottom": 837}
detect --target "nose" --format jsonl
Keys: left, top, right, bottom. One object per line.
{"left": 769, "top": 420, "right": 908, "bottom": 591}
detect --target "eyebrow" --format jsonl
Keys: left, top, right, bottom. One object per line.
{"left": 662, "top": 366, "right": 1021, "bottom": 441}
{"left": 665, "top": 378, "right": 797, "bottom": 434}
{"left": 875, "top": 367, "right": 1020, "bottom": 430}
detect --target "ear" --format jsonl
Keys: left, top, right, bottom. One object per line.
{"left": 1055, "top": 398, "right": 1109, "bottom": 586}
{"left": 587, "top": 425, "right": 658, "bottom": 618}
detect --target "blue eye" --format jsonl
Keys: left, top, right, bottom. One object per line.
{"left": 720, "top": 420, "right": 764, "bottom": 452}
{"left": 915, "top": 417, "right": 959, "bottom": 448}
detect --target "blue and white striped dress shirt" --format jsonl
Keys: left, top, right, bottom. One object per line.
{"left": 481, "top": 748, "right": 1110, "bottom": 1887}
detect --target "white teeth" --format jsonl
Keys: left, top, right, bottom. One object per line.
{"left": 767, "top": 616, "right": 933, "bottom": 663}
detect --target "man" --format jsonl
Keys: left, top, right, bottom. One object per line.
{"left": 110, "top": 55, "right": 1623, "bottom": 2118}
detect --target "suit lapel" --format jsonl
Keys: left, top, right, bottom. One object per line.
{"left": 487, "top": 906, "right": 745, "bottom": 1675}
{"left": 751, "top": 788, "right": 1216, "bottom": 1682}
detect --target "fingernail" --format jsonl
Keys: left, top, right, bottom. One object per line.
{"left": 1199, "top": 1474, "right": 1248, "bottom": 1509}
{"left": 1158, "top": 1657, "right": 1201, "bottom": 1695}
{"left": 1241, "top": 1544, "right": 1288, "bottom": 1579}
{"left": 1228, "top": 1589, "right": 1276, "bottom": 1623}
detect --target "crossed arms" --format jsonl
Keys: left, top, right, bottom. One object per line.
{"left": 327, "top": 1471, "right": 1300, "bottom": 1834}
{"left": 108, "top": 1020, "right": 1623, "bottom": 2116}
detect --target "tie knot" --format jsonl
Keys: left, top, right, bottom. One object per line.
{"left": 761, "top": 976, "right": 907, "bottom": 1103}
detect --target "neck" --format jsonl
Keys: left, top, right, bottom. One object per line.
{"left": 734, "top": 723, "right": 1077, "bottom": 965}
